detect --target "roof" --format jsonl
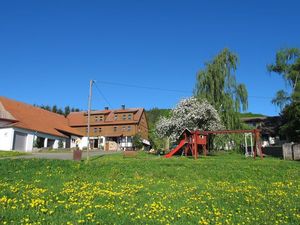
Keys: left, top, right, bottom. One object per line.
{"left": 67, "top": 108, "right": 145, "bottom": 127}
{"left": 0, "top": 96, "right": 83, "bottom": 138}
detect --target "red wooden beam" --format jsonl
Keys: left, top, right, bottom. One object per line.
{"left": 199, "top": 129, "right": 258, "bottom": 135}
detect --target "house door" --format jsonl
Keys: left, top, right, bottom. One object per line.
{"left": 94, "top": 139, "right": 99, "bottom": 149}
{"left": 13, "top": 131, "right": 27, "bottom": 151}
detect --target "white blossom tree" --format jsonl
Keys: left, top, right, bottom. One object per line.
{"left": 156, "top": 97, "right": 224, "bottom": 141}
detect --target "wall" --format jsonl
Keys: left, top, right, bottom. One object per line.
{"left": 74, "top": 124, "right": 137, "bottom": 137}
{"left": 14, "top": 128, "right": 67, "bottom": 152}
{"left": 283, "top": 143, "right": 300, "bottom": 160}
{"left": 72, "top": 111, "right": 149, "bottom": 140}
{"left": 0, "top": 128, "right": 14, "bottom": 150}
{"left": 78, "top": 137, "right": 89, "bottom": 149}
{"left": 137, "top": 113, "right": 149, "bottom": 140}
{"left": 70, "top": 135, "right": 80, "bottom": 148}
{"left": 0, "top": 127, "right": 36, "bottom": 152}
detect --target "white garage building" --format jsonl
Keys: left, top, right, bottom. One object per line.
{"left": 0, "top": 96, "right": 83, "bottom": 152}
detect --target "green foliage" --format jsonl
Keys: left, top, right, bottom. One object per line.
{"left": 268, "top": 48, "right": 300, "bottom": 141}
{"left": 52, "top": 105, "right": 58, "bottom": 113}
{"left": 268, "top": 48, "right": 300, "bottom": 103}
{"left": 279, "top": 102, "right": 300, "bottom": 142}
{"left": 132, "top": 134, "right": 143, "bottom": 150}
{"left": 146, "top": 108, "right": 171, "bottom": 149}
{"left": 146, "top": 108, "right": 171, "bottom": 125}
{"left": 64, "top": 106, "right": 71, "bottom": 116}
{"left": 58, "top": 140, "right": 64, "bottom": 149}
{"left": 34, "top": 104, "right": 80, "bottom": 116}
{"left": 194, "top": 48, "right": 248, "bottom": 129}
{"left": 0, "top": 151, "right": 27, "bottom": 158}
{"left": 239, "top": 112, "right": 266, "bottom": 118}
{"left": 0, "top": 154, "right": 299, "bottom": 224}
{"left": 34, "top": 137, "right": 45, "bottom": 148}
{"left": 212, "top": 122, "right": 253, "bottom": 152}
{"left": 271, "top": 90, "right": 291, "bottom": 110}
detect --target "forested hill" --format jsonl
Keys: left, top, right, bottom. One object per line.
{"left": 239, "top": 112, "right": 266, "bottom": 118}
{"left": 145, "top": 108, "right": 171, "bottom": 128}
{"left": 146, "top": 108, "right": 266, "bottom": 128}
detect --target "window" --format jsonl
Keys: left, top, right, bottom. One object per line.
{"left": 127, "top": 126, "right": 131, "bottom": 131}
{"left": 128, "top": 114, "right": 132, "bottom": 120}
{"left": 122, "top": 126, "right": 126, "bottom": 131}
{"left": 99, "top": 116, "right": 104, "bottom": 121}
{"left": 114, "top": 115, "right": 118, "bottom": 120}
{"left": 94, "top": 128, "right": 98, "bottom": 133}
{"left": 113, "top": 126, "right": 117, "bottom": 132}
{"left": 99, "top": 128, "right": 102, "bottom": 132}
{"left": 95, "top": 116, "right": 98, "bottom": 122}
{"left": 122, "top": 114, "right": 126, "bottom": 120}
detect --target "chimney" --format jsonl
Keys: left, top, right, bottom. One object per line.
{"left": 104, "top": 106, "right": 109, "bottom": 110}
{"left": 121, "top": 104, "right": 125, "bottom": 110}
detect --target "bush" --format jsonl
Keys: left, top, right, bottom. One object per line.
{"left": 58, "top": 140, "right": 64, "bottom": 148}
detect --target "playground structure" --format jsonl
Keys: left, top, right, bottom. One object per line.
{"left": 165, "top": 128, "right": 263, "bottom": 159}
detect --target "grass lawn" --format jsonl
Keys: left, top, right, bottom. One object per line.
{"left": 0, "top": 150, "right": 28, "bottom": 158}
{"left": 0, "top": 152, "right": 299, "bottom": 224}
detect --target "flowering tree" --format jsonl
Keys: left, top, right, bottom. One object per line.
{"left": 156, "top": 97, "right": 223, "bottom": 141}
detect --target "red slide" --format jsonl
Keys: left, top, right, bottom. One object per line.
{"left": 165, "top": 139, "right": 187, "bottom": 158}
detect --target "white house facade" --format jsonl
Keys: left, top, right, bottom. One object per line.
{"left": 0, "top": 96, "right": 83, "bottom": 152}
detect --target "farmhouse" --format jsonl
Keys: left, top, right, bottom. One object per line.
{"left": 0, "top": 97, "right": 150, "bottom": 152}
{"left": 67, "top": 105, "right": 149, "bottom": 150}
{"left": 0, "top": 97, "right": 83, "bottom": 152}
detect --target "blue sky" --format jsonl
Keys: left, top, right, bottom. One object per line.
{"left": 1, "top": 0, "right": 299, "bottom": 115}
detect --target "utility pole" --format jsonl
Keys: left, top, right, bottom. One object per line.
{"left": 87, "top": 80, "right": 94, "bottom": 161}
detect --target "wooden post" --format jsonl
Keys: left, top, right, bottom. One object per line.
{"left": 87, "top": 80, "right": 94, "bottom": 162}
{"left": 253, "top": 129, "right": 260, "bottom": 160}
{"left": 255, "top": 129, "right": 263, "bottom": 159}
{"left": 194, "top": 133, "right": 198, "bottom": 159}
{"left": 203, "top": 144, "right": 207, "bottom": 156}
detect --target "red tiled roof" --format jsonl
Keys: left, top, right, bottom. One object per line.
{"left": 67, "top": 108, "right": 145, "bottom": 126}
{"left": 0, "top": 97, "right": 83, "bottom": 137}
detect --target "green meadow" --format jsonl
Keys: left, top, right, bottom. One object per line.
{"left": 0, "top": 150, "right": 27, "bottom": 158}
{"left": 0, "top": 152, "right": 299, "bottom": 224}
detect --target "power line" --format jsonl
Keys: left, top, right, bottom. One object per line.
{"left": 98, "top": 80, "right": 192, "bottom": 94}
{"left": 93, "top": 82, "right": 113, "bottom": 108}
{"left": 248, "top": 95, "right": 273, "bottom": 99}
{"left": 97, "top": 80, "right": 274, "bottom": 99}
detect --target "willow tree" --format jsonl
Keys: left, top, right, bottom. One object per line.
{"left": 268, "top": 48, "right": 300, "bottom": 141}
{"left": 194, "top": 48, "right": 248, "bottom": 129}
{"left": 268, "top": 48, "right": 300, "bottom": 106}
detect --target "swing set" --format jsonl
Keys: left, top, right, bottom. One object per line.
{"left": 165, "top": 128, "right": 263, "bottom": 159}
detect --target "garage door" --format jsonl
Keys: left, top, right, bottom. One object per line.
{"left": 13, "top": 132, "right": 27, "bottom": 151}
